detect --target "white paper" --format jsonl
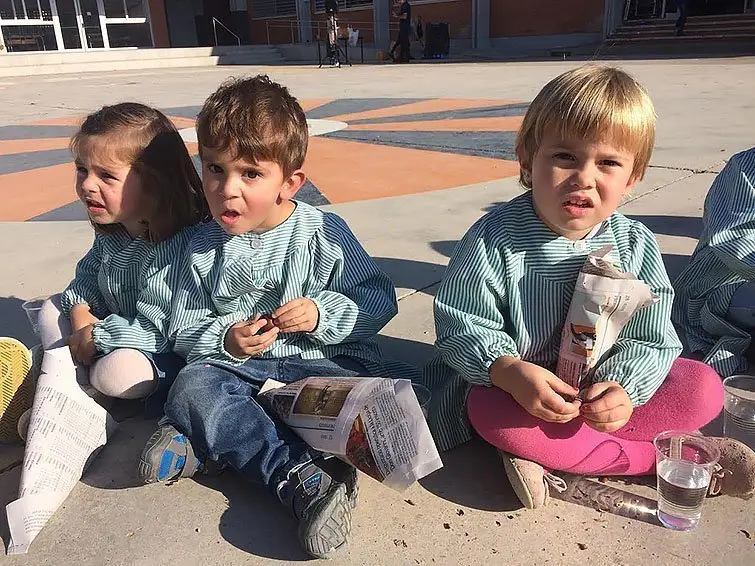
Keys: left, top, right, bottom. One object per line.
{"left": 258, "top": 376, "right": 443, "bottom": 491}
{"left": 557, "top": 246, "right": 658, "bottom": 389}
{"left": 5, "top": 347, "right": 116, "bottom": 555}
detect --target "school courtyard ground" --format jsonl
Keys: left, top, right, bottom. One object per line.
{"left": 0, "top": 57, "right": 754, "bottom": 565}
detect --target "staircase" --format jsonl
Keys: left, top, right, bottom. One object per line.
{"left": 601, "top": 12, "right": 755, "bottom": 55}
{"left": 0, "top": 45, "right": 287, "bottom": 78}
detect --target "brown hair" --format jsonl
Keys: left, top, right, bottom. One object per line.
{"left": 71, "top": 102, "right": 210, "bottom": 242}
{"left": 195, "top": 75, "right": 308, "bottom": 176}
{"left": 516, "top": 65, "right": 656, "bottom": 188}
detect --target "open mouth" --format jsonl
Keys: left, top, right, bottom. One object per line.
{"left": 220, "top": 210, "right": 240, "bottom": 225}
{"left": 85, "top": 198, "right": 106, "bottom": 213}
{"left": 563, "top": 196, "right": 593, "bottom": 209}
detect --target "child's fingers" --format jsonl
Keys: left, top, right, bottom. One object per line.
{"left": 272, "top": 299, "right": 306, "bottom": 319}
{"left": 276, "top": 313, "right": 311, "bottom": 331}
{"left": 274, "top": 306, "right": 306, "bottom": 326}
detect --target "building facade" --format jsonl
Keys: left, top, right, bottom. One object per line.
{"left": 1, "top": 0, "right": 752, "bottom": 53}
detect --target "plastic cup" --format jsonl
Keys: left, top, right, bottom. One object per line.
{"left": 411, "top": 383, "right": 431, "bottom": 419}
{"left": 21, "top": 296, "right": 48, "bottom": 337}
{"left": 653, "top": 431, "right": 720, "bottom": 531}
{"left": 722, "top": 375, "right": 755, "bottom": 451}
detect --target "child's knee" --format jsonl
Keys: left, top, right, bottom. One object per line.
{"left": 671, "top": 357, "right": 724, "bottom": 415}
{"left": 89, "top": 349, "right": 155, "bottom": 399}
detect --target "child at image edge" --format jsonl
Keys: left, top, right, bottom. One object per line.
{"left": 136, "top": 76, "right": 398, "bottom": 559}
{"left": 422, "top": 65, "right": 755, "bottom": 510}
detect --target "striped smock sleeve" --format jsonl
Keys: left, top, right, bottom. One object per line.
{"left": 90, "top": 228, "right": 197, "bottom": 355}
{"left": 433, "top": 217, "right": 519, "bottom": 385}
{"left": 60, "top": 237, "right": 107, "bottom": 318}
{"left": 592, "top": 222, "right": 682, "bottom": 405}
{"left": 305, "top": 213, "right": 398, "bottom": 346}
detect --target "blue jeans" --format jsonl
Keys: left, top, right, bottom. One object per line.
{"left": 728, "top": 281, "right": 755, "bottom": 329}
{"left": 163, "top": 355, "right": 366, "bottom": 489}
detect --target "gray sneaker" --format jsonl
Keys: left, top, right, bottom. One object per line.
{"left": 276, "top": 457, "right": 356, "bottom": 559}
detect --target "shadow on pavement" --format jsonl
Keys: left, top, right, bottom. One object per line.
{"left": 373, "top": 257, "right": 445, "bottom": 296}
{"left": 0, "top": 296, "right": 35, "bottom": 346}
{"left": 198, "top": 474, "right": 309, "bottom": 561}
{"left": 420, "top": 438, "right": 521, "bottom": 513}
{"left": 627, "top": 215, "right": 704, "bottom": 240}
{"left": 81, "top": 417, "right": 158, "bottom": 490}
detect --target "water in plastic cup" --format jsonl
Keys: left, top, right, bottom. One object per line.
{"left": 653, "top": 431, "right": 720, "bottom": 531}
{"left": 411, "top": 383, "right": 431, "bottom": 419}
{"left": 21, "top": 296, "right": 47, "bottom": 337}
{"left": 723, "top": 375, "right": 755, "bottom": 451}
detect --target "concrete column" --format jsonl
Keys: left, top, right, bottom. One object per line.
{"left": 474, "top": 0, "right": 490, "bottom": 49}
{"left": 298, "top": 0, "right": 312, "bottom": 42}
{"left": 603, "top": 0, "right": 625, "bottom": 39}
{"left": 373, "top": 0, "right": 390, "bottom": 50}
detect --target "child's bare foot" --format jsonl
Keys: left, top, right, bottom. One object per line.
{"left": 498, "top": 450, "right": 566, "bottom": 509}
{"left": 707, "top": 437, "right": 755, "bottom": 499}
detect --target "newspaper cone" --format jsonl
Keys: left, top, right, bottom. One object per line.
{"left": 5, "top": 347, "right": 117, "bottom": 555}
{"left": 556, "top": 245, "right": 658, "bottom": 390}
{"left": 259, "top": 376, "right": 442, "bottom": 491}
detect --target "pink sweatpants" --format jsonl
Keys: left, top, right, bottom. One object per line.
{"left": 467, "top": 358, "right": 724, "bottom": 476}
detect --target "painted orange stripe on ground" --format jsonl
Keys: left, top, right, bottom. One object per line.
{"left": 28, "top": 116, "right": 84, "bottom": 126}
{"left": 305, "top": 137, "right": 519, "bottom": 203}
{"left": 168, "top": 116, "right": 197, "bottom": 130}
{"left": 328, "top": 99, "right": 522, "bottom": 123}
{"left": 344, "top": 115, "right": 525, "bottom": 132}
{"left": 185, "top": 142, "right": 198, "bottom": 155}
{"left": 0, "top": 162, "right": 76, "bottom": 221}
{"left": 300, "top": 99, "right": 333, "bottom": 112}
{"left": 0, "top": 137, "right": 71, "bottom": 156}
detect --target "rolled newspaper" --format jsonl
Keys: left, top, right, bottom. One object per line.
{"left": 556, "top": 245, "right": 658, "bottom": 390}
{"left": 258, "top": 377, "right": 442, "bottom": 491}
{"left": 6, "top": 347, "right": 117, "bottom": 555}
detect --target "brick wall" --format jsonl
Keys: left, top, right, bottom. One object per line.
{"left": 147, "top": 0, "right": 170, "bottom": 47}
{"left": 409, "top": 0, "right": 472, "bottom": 39}
{"left": 490, "top": 0, "right": 604, "bottom": 37}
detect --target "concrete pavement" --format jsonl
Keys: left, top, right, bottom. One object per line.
{"left": 1, "top": 58, "right": 754, "bottom": 565}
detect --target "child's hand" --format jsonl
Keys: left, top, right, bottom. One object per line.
{"left": 70, "top": 303, "right": 100, "bottom": 332}
{"left": 272, "top": 298, "right": 320, "bottom": 333}
{"left": 580, "top": 381, "right": 633, "bottom": 433}
{"left": 490, "top": 357, "right": 581, "bottom": 423}
{"left": 66, "top": 324, "right": 97, "bottom": 366}
{"left": 224, "top": 315, "right": 280, "bottom": 358}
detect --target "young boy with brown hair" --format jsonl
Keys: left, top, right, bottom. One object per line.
{"left": 137, "top": 75, "right": 398, "bottom": 558}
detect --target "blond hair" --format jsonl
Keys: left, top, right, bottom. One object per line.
{"left": 515, "top": 66, "right": 656, "bottom": 188}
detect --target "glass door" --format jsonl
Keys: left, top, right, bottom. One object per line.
{"left": 55, "top": 0, "right": 83, "bottom": 49}
{"left": 78, "top": 0, "right": 103, "bottom": 47}
{"left": 54, "top": 0, "right": 104, "bottom": 49}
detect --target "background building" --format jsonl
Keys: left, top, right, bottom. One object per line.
{"left": 1, "top": 0, "right": 753, "bottom": 53}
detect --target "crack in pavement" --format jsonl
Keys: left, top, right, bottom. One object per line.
{"left": 648, "top": 164, "right": 722, "bottom": 174}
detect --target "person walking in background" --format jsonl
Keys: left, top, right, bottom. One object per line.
{"left": 676, "top": 0, "right": 690, "bottom": 36}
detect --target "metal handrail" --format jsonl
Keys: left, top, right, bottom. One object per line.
{"left": 212, "top": 17, "right": 241, "bottom": 46}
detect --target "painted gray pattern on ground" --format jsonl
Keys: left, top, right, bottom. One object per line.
{"left": 29, "top": 201, "right": 87, "bottom": 222}
{"left": 0, "top": 124, "right": 77, "bottom": 140}
{"left": 324, "top": 130, "right": 518, "bottom": 160}
{"left": 347, "top": 103, "right": 529, "bottom": 125}
{"left": 305, "top": 98, "right": 425, "bottom": 120}
{"left": 0, "top": 148, "right": 72, "bottom": 175}
{"left": 159, "top": 106, "right": 204, "bottom": 120}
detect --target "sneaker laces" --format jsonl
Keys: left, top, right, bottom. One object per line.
{"left": 545, "top": 472, "right": 568, "bottom": 493}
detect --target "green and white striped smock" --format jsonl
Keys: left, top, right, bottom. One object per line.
{"left": 168, "top": 201, "right": 398, "bottom": 370}
{"left": 421, "top": 191, "right": 682, "bottom": 452}
{"left": 60, "top": 226, "right": 201, "bottom": 355}
{"left": 672, "top": 148, "right": 755, "bottom": 378}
